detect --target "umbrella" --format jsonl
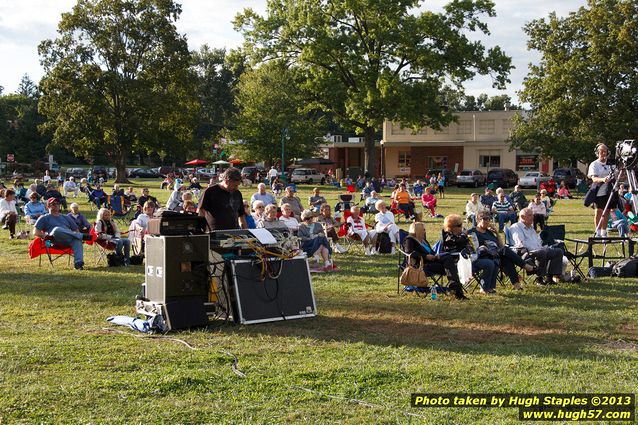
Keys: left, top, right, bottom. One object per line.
{"left": 229, "top": 159, "right": 242, "bottom": 165}
{"left": 298, "top": 157, "right": 336, "bottom": 165}
{"left": 212, "top": 160, "right": 230, "bottom": 165}
{"left": 185, "top": 159, "right": 209, "bottom": 166}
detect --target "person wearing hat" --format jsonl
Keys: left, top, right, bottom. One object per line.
{"left": 198, "top": 167, "right": 247, "bottom": 231}
{"left": 479, "top": 187, "right": 497, "bottom": 210}
{"left": 588, "top": 143, "right": 616, "bottom": 237}
{"left": 34, "top": 197, "right": 92, "bottom": 269}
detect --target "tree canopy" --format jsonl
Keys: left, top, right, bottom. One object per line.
{"left": 510, "top": 0, "right": 638, "bottom": 163}
{"left": 38, "top": 0, "right": 198, "bottom": 182}
{"left": 225, "top": 61, "right": 326, "bottom": 165}
{"left": 235, "top": 0, "right": 511, "bottom": 175}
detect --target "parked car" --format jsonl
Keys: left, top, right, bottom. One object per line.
{"left": 89, "top": 166, "right": 109, "bottom": 182}
{"left": 553, "top": 167, "right": 586, "bottom": 188}
{"left": 518, "top": 171, "right": 552, "bottom": 189}
{"left": 195, "top": 168, "right": 216, "bottom": 181}
{"left": 128, "top": 168, "right": 162, "bottom": 178}
{"left": 290, "top": 167, "right": 326, "bottom": 184}
{"left": 241, "top": 166, "right": 265, "bottom": 183}
{"left": 486, "top": 168, "right": 519, "bottom": 188}
{"left": 65, "top": 168, "right": 88, "bottom": 180}
{"left": 456, "top": 169, "right": 486, "bottom": 188}
{"left": 156, "top": 166, "right": 183, "bottom": 177}
{"left": 427, "top": 168, "right": 457, "bottom": 186}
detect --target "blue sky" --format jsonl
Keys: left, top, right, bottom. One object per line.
{"left": 0, "top": 0, "right": 587, "bottom": 103}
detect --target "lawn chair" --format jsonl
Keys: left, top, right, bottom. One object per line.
{"left": 539, "top": 224, "right": 589, "bottom": 281}
{"left": 108, "top": 195, "right": 135, "bottom": 227}
{"left": 89, "top": 226, "right": 116, "bottom": 265}
{"left": 28, "top": 237, "right": 73, "bottom": 268}
{"left": 337, "top": 209, "right": 369, "bottom": 253}
{"left": 128, "top": 221, "right": 146, "bottom": 256}
{"left": 397, "top": 229, "right": 447, "bottom": 296}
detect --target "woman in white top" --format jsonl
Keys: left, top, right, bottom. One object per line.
{"left": 374, "top": 200, "right": 399, "bottom": 249}
{"left": 588, "top": 143, "right": 616, "bottom": 236}
{"left": 279, "top": 203, "right": 300, "bottom": 232}
{"left": 0, "top": 189, "right": 19, "bottom": 238}
{"left": 465, "top": 193, "right": 485, "bottom": 226}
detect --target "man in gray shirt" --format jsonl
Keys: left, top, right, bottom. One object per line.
{"left": 510, "top": 208, "right": 563, "bottom": 285}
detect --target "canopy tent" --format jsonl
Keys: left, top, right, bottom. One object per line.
{"left": 212, "top": 160, "right": 231, "bottom": 165}
{"left": 185, "top": 159, "right": 209, "bottom": 166}
{"left": 229, "top": 159, "right": 242, "bottom": 165}
{"left": 297, "top": 157, "right": 336, "bottom": 165}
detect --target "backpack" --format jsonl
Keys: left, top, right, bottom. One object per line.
{"left": 107, "top": 253, "right": 126, "bottom": 267}
{"left": 611, "top": 257, "right": 638, "bottom": 278}
{"left": 376, "top": 232, "right": 393, "bottom": 254}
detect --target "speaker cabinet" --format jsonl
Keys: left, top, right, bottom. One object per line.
{"left": 145, "top": 235, "right": 210, "bottom": 303}
{"left": 228, "top": 256, "right": 317, "bottom": 324}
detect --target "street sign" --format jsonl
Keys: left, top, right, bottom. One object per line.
{"left": 6, "top": 154, "right": 14, "bottom": 162}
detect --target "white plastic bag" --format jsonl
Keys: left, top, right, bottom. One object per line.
{"left": 457, "top": 254, "right": 473, "bottom": 285}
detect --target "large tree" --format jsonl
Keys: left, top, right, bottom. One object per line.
{"left": 511, "top": 0, "right": 638, "bottom": 163}
{"left": 226, "top": 61, "right": 326, "bottom": 165}
{"left": 235, "top": 0, "right": 511, "bottom": 176}
{"left": 38, "top": 0, "right": 198, "bottom": 182}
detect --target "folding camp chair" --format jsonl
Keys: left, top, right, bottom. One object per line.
{"left": 89, "top": 226, "right": 115, "bottom": 265}
{"left": 503, "top": 226, "right": 537, "bottom": 285}
{"left": 396, "top": 229, "right": 446, "bottom": 296}
{"left": 128, "top": 221, "right": 146, "bottom": 256}
{"left": 433, "top": 231, "right": 485, "bottom": 294}
{"left": 337, "top": 209, "right": 370, "bottom": 253}
{"left": 108, "top": 195, "right": 135, "bottom": 227}
{"left": 540, "top": 224, "right": 589, "bottom": 280}
{"left": 28, "top": 237, "right": 73, "bottom": 268}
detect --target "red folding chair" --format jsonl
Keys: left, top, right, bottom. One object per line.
{"left": 28, "top": 237, "right": 73, "bottom": 268}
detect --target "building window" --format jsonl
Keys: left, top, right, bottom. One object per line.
{"left": 398, "top": 151, "right": 411, "bottom": 168}
{"left": 428, "top": 156, "right": 448, "bottom": 169}
{"left": 457, "top": 120, "right": 472, "bottom": 135}
{"left": 479, "top": 154, "right": 500, "bottom": 168}
{"left": 479, "top": 119, "right": 495, "bottom": 134}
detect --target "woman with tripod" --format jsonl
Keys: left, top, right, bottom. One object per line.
{"left": 588, "top": 143, "right": 617, "bottom": 237}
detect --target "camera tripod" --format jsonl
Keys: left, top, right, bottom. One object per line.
{"left": 595, "top": 164, "right": 638, "bottom": 236}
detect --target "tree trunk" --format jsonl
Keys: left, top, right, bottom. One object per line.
{"left": 363, "top": 126, "right": 377, "bottom": 178}
{"left": 114, "top": 151, "right": 130, "bottom": 184}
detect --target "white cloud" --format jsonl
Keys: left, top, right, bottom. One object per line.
{"left": 0, "top": 0, "right": 586, "bottom": 103}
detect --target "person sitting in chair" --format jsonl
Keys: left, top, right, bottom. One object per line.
{"left": 394, "top": 183, "right": 415, "bottom": 220}
{"left": 67, "top": 202, "right": 91, "bottom": 233}
{"left": 492, "top": 191, "right": 517, "bottom": 232}
{"left": 44, "top": 184, "right": 67, "bottom": 210}
{"left": 137, "top": 187, "right": 159, "bottom": 209}
{"left": 465, "top": 193, "right": 486, "bottom": 227}
{"left": 363, "top": 191, "right": 381, "bottom": 214}
{"left": 257, "top": 204, "right": 288, "bottom": 230}
{"left": 421, "top": 189, "right": 438, "bottom": 218}
{"left": 510, "top": 208, "right": 564, "bottom": 286}
{"left": 187, "top": 178, "right": 202, "bottom": 198}
{"left": 374, "top": 200, "right": 399, "bottom": 254}
{"left": 480, "top": 187, "right": 497, "bottom": 210}
{"left": 279, "top": 186, "right": 303, "bottom": 217}
{"left": 468, "top": 212, "right": 535, "bottom": 291}
{"left": 166, "top": 185, "right": 186, "bottom": 211}
{"left": 308, "top": 187, "right": 327, "bottom": 213}
{"left": 24, "top": 192, "right": 46, "bottom": 225}
{"left": 298, "top": 209, "right": 335, "bottom": 272}
{"left": 124, "top": 187, "right": 137, "bottom": 203}
{"left": 251, "top": 200, "right": 266, "bottom": 223}
{"left": 95, "top": 208, "right": 131, "bottom": 266}
{"left": 557, "top": 181, "right": 572, "bottom": 199}
{"left": 347, "top": 205, "right": 376, "bottom": 255}
{"left": 279, "top": 203, "right": 300, "bottom": 233}
{"left": 317, "top": 203, "right": 346, "bottom": 254}
{"left": 441, "top": 214, "right": 498, "bottom": 295}
{"left": 250, "top": 183, "right": 277, "bottom": 206}
{"left": 529, "top": 193, "right": 547, "bottom": 231}
{"left": 403, "top": 221, "right": 467, "bottom": 300}
{"left": 90, "top": 185, "right": 107, "bottom": 209}
{"left": 34, "top": 197, "right": 92, "bottom": 269}
{"left": 509, "top": 185, "right": 528, "bottom": 211}
{"left": 0, "top": 189, "right": 19, "bottom": 239}
{"left": 63, "top": 177, "right": 80, "bottom": 198}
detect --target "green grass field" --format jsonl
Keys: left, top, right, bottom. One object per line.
{"left": 0, "top": 181, "right": 636, "bottom": 424}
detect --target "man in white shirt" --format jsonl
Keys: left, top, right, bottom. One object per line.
{"left": 268, "top": 166, "right": 279, "bottom": 185}
{"left": 510, "top": 208, "right": 564, "bottom": 285}
{"left": 63, "top": 177, "right": 79, "bottom": 198}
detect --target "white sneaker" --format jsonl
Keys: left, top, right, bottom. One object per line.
{"left": 391, "top": 246, "right": 396, "bottom": 255}
{"left": 370, "top": 247, "right": 377, "bottom": 255}
{"left": 335, "top": 243, "right": 347, "bottom": 254}
{"left": 364, "top": 247, "right": 372, "bottom": 255}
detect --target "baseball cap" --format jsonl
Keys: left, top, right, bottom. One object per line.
{"left": 47, "top": 197, "right": 59, "bottom": 206}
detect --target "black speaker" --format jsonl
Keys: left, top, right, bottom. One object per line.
{"left": 163, "top": 297, "right": 209, "bottom": 331}
{"left": 228, "top": 256, "right": 317, "bottom": 324}
{"left": 145, "top": 235, "right": 210, "bottom": 303}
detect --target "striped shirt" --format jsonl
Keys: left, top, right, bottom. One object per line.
{"left": 492, "top": 200, "right": 513, "bottom": 213}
